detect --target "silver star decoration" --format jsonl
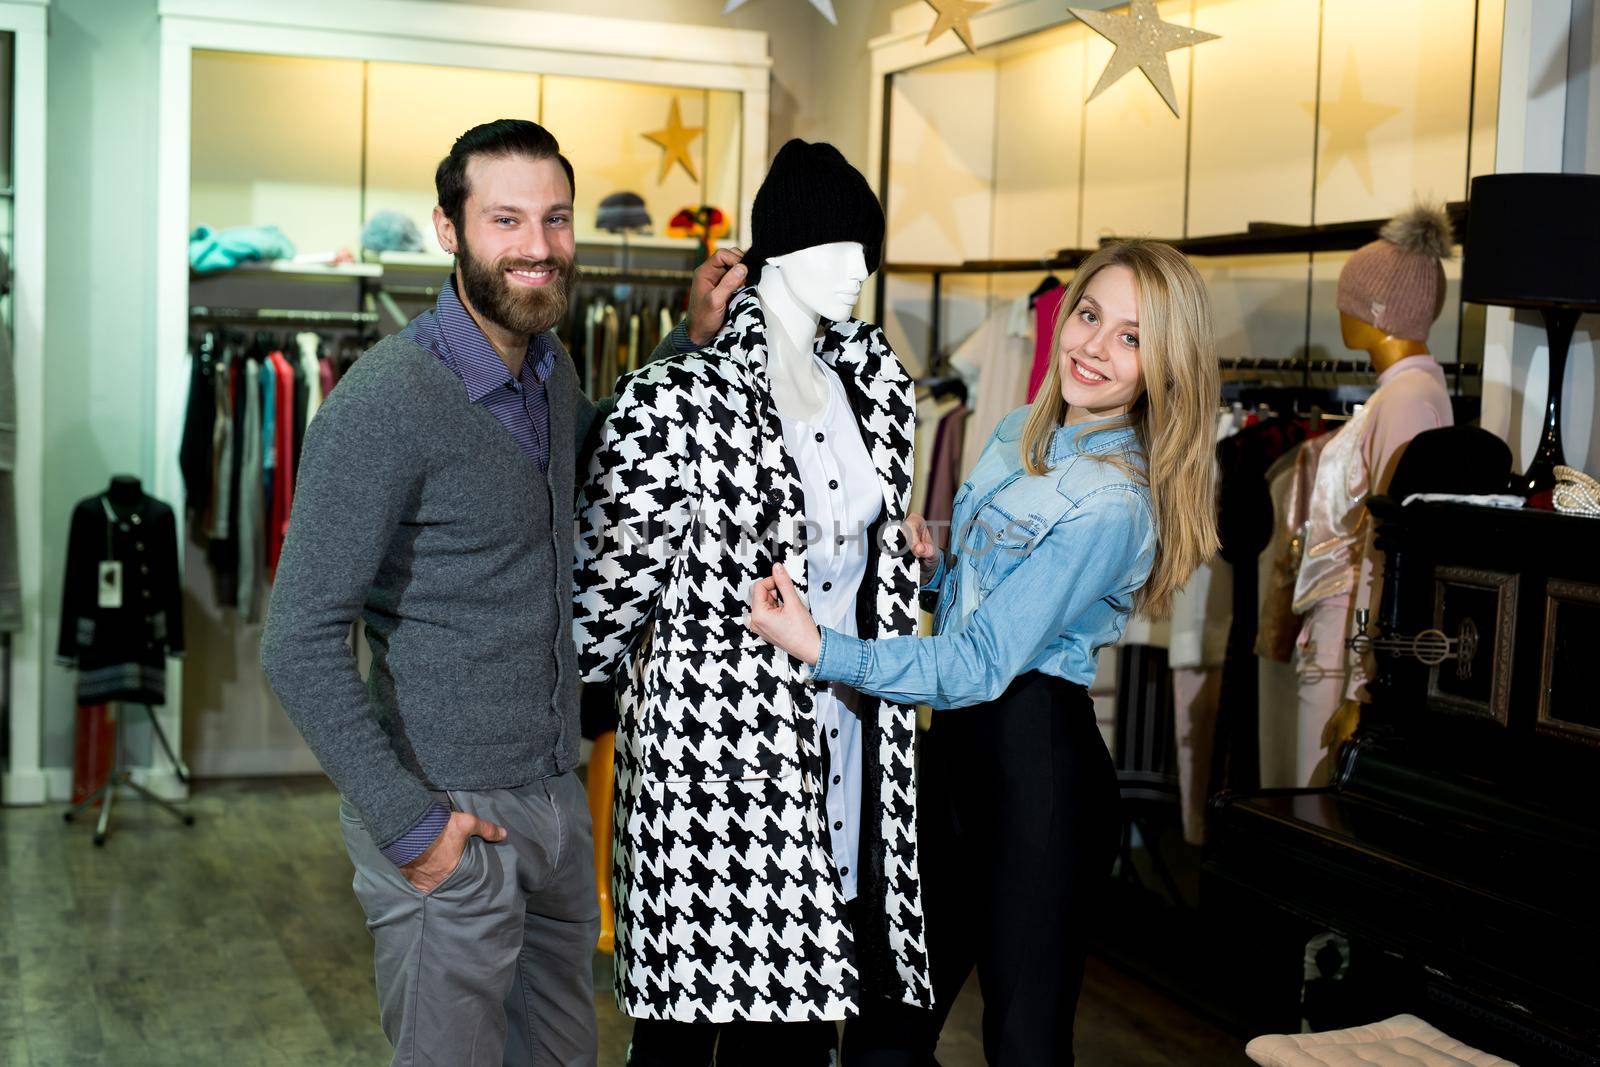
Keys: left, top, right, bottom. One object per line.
{"left": 723, "top": 0, "right": 838, "bottom": 25}
{"left": 1070, "top": 0, "right": 1219, "bottom": 118}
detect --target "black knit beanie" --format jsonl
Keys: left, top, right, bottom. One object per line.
{"left": 742, "top": 139, "right": 885, "bottom": 278}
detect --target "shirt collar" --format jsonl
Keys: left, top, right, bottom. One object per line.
{"left": 435, "top": 276, "right": 556, "bottom": 404}
{"left": 1047, "top": 417, "right": 1140, "bottom": 466}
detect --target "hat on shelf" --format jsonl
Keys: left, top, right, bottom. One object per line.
{"left": 597, "top": 191, "right": 652, "bottom": 233}
{"left": 361, "top": 211, "right": 425, "bottom": 253}
{"left": 742, "top": 139, "right": 884, "bottom": 279}
{"left": 1336, "top": 203, "right": 1454, "bottom": 342}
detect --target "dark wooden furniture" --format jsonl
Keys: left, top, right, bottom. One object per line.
{"left": 1205, "top": 500, "right": 1600, "bottom": 1063}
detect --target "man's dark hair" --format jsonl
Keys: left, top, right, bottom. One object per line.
{"left": 435, "top": 119, "right": 576, "bottom": 231}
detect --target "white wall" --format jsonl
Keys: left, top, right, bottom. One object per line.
{"left": 38, "top": 0, "right": 163, "bottom": 771}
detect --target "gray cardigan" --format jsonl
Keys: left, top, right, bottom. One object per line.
{"left": 261, "top": 332, "right": 596, "bottom": 850}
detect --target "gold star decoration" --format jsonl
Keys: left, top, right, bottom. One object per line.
{"left": 923, "top": 0, "right": 989, "bottom": 53}
{"left": 888, "top": 133, "right": 990, "bottom": 260}
{"left": 722, "top": 0, "right": 838, "bottom": 25}
{"left": 642, "top": 98, "right": 704, "bottom": 185}
{"left": 1303, "top": 51, "right": 1403, "bottom": 195}
{"left": 1069, "top": 0, "right": 1219, "bottom": 118}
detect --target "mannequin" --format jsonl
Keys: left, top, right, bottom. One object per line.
{"left": 1339, "top": 313, "right": 1431, "bottom": 375}
{"left": 757, "top": 241, "right": 870, "bottom": 424}
{"left": 106, "top": 474, "right": 146, "bottom": 510}
{"left": 573, "top": 139, "right": 929, "bottom": 1065}
{"left": 1291, "top": 205, "right": 1454, "bottom": 785}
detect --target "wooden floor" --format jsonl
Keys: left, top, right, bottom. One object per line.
{"left": 0, "top": 778, "right": 1248, "bottom": 1066}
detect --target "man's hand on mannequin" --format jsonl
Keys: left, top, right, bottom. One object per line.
{"left": 686, "top": 247, "right": 748, "bottom": 346}
{"left": 400, "top": 810, "right": 507, "bottom": 893}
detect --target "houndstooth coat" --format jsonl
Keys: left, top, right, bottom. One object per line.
{"left": 573, "top": 288, "right": 931, "bottom": 1023}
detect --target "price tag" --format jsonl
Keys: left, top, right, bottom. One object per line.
{"left": 98, "top": 561, "right": 124, "bottom": 610}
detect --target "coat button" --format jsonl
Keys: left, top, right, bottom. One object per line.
{"left": 131, "top": 514, "right": 142, "bottom": 526}
{"left": 136, "top": 542, "right": 145, "bottom": 552}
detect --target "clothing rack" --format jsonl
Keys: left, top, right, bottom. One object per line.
{"left": 1218, "top": 357, "right": 1483, "bottom": 376}
{"left": 189, "top": 305, "right": 379, "bottom": 327}
{"left": 876, "top": 252, "right": 1094, "bottom": 371}
{"left": 578, "top": 266, "right": 695, "bottom": 284}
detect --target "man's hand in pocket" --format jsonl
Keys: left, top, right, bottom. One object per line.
{"left": 400, "top": 810, "right": 506, "bottom": 894}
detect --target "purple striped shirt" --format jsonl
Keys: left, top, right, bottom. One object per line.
{"left": 402, "top": 276, "right": 558, "bottom": 470}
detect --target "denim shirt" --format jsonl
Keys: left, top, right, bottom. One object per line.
{"left": 813, "top": 405, "right": 1156, "bottom": 709}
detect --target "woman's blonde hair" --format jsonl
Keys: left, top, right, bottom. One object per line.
{"left": 1021, "top": 240, "right": 1220, "bottom": 619}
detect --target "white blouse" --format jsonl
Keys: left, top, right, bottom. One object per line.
{"left": 779, "top": 357, "right": 882, "bottom": 901}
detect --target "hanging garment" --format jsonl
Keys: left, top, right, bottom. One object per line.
{"left": 1210, "top": 416, "right": 1308, "bottom": 795}
{"left": 574, "top": 287, "right": 930, "bottom": 1023}
{"left": 236, "top": 359, "right": 264, "bottom": 621}
{"left": 319, "top": 355, "right": 335, "bottom": 400}
{"left": 260, "top": 355, "right": 277, "bottom": 524}
{"left": 267, "top": 350, "right": 297, "bottom": 576}
{"left": 600, "top": 305, "right": 621, "bottom": 397}
{"left": 950, "top": 296, "right": 1034, "bottom": 480}
{"left": 922, "top": 404, "right": 970, "bottom": 528}
{"left": 909, "top": 394, "right": 960, "bottom": 518}
{"left": 1258, "top": 438, "right": 1331, "bottom": 789}
{"left": 208, "top": 357, "right": 248, "bottom": 607}
{"left": 1257, "top": 435, "right": 1332, "bottom": 662}
{"left": 627, "top": 312, "right": 642, "bottom": 374}
{"left": 1173, "top": 665, "right": 1220, "bottom": 844}
{"left": 1291, "top": 357, "right": 1452, "bottom": 781}
{"left": 1027, "top": 285, "right": 1067, "bottom": 403}
{"left": 178, "top": 338, "right": 218, "bottom": 527}
{"left": 296, "top": 331, "right": 325, "bottom": 426}
{"left": 207, "top": 352, "right": 235, "bottom": 541}
{"left": 57, "top": 492, "right": 185, "bottom": 705}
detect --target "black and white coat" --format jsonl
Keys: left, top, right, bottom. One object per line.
{"left": 574, "top": 288, "right": 931, "bottom": 1023}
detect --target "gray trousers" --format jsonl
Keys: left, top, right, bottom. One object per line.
{"left": 340, "top": 773, "right": 600, "bottom": 1067}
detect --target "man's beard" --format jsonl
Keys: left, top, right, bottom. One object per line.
{"left": 456, "top": 232, "right": 577, "bottom": 337}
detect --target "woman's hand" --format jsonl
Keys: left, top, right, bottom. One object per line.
{"left": 906, "top": 512, "right": 941, "bottom": 583}
{"left": 748, "top": 564, "right": 822, "bottom": 666}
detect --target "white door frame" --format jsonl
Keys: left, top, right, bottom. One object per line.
{"left": 141, "top": 0, "right": 770, "bottom": 799}
{"left": 2, "top": 0, "right": 50, "bottom": 806}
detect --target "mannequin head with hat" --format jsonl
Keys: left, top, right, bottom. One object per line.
{"left": 1337, "top": 204, "right": 1453, "bottom": 373}
{"left": 744, "top": 140, "right": 885, "bottom": 423}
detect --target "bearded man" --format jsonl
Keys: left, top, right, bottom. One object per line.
{"left": 261, "top": 119, "right": 746, "bottom": 1067}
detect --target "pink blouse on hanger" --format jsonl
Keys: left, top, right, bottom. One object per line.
{"left": 1027, "top": 286, "right": 1067, "bottom": 403}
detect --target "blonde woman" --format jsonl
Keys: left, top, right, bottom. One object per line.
{"left": 749, "top": 240, "right": 1219, "bottom": 1064}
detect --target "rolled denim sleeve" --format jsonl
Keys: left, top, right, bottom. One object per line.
{"left": 815, "top": 626, "right": 870, "bottom": 687}
{"left": 821, "top": 488, "right": 1151, "bottom": 710}
{"left": 919, "top": 549, "right": 950, "bottom": 596}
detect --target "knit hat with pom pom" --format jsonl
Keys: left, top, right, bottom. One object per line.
{"left": 1337, "top": 204, "right": 1455, "bottom": 341}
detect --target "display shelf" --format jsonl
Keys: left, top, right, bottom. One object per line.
{"left": 190, "top": 259, "right": 382, "bottom": 280}
{"left": 1097, "top": 201, "right": 1469, "bottom": 258}
{"left": 371, "top": 250, "right": 451, "bottom": 268}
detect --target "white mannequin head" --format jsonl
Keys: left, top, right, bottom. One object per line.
{"left": 758, "top": 241, "right": 870, "bottom": 323}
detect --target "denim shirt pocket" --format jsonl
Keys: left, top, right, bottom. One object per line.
{"left": 967, "top": 484, "right": 1067, "bottom": 595}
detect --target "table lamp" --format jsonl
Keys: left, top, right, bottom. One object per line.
{"left": 1461, "top": 173, "right": 1600, "bottom": 502}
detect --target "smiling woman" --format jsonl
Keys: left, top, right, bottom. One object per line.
{"left": 748, "top": 238, "right": 1220, "bottom": 1062}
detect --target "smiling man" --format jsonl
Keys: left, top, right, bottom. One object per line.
{"left": 261, "top": 120, "right": 745, "bottom": 1067}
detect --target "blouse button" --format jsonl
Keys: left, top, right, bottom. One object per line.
{"left": 822, "top": 582, "right": 833, "bottom": 592}
{"left": 814, "top": 432, "right": 825, "bottom": 443}
{"left": 828, "top": 480, "right": 838, "bottom": 490}
{"left": 833, "top": 820, "right": 843, "bottom": 831}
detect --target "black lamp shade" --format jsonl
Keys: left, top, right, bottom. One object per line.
{"left": 1461, "top": 173, "right": 1600, "bottom": 311}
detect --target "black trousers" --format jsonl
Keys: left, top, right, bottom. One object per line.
{"left": 909, "top": 671, "right": 1122, "bottom": 1066}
